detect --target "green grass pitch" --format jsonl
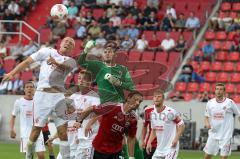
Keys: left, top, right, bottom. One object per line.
{"left": 0, "top": 142, "right": 240, "bottom": 159}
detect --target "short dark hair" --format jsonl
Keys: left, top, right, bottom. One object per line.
{"left": 153, "top": 89, "right": 165, "bottom": 98}
{"left": 127, "top": 91, "right": 143, "bottom": 99}
{"left": 79, "top": 70, "right": 92, "bottom": 81}
{"left": 216, "top": 83, "right": 225, "bottom": 90}
{"left": 24, "top": 81, "right": 35, "bottom": 88}
{"left": 104, "top": 41, "right": 119, "bottom": 52}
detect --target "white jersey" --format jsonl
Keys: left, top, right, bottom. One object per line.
{"left": 151, "top": 105, "right": 184, "bottom": 156}
{"left": 69, "top": 90, "right": 100, "bottom": 148}
{"left": 12, "top": 97, "right": 44, "bottom": 139}
{"left": 30, "top": 47, "right": 76, "bottom": 91}
{"left": 205, "top": 98, "right": 240, "bottom": 140}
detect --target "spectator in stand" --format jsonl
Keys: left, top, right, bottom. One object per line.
{"left": 62, "top": 0, "right": 70, "bottom": 6}
{"left": 116, "top": 1, "right": 126, "bottom": 18}
{"left": 67, "top": 1, "right": 78, "bottom": 23}
{"left": 0, "top": 63, "right": 6, "bottom": 82}
{"left": 0, "top": 80, "right": 12, "bottom": 94}
{"left": 144, "top": 2, "right": 158, "bottom": 17}
{"left": 185, "top": 12, "right": 200, "bottom": 31}
{"left": 88, "top": 20, "right": 101, "bottom": 39}
{"left": 145, "top": 11, "right": 158, "bottom": 31}
{"left": 83, "top": 0, "right": 96, "bottom": 7}
{"left": 11, "top": 73, "right": 24, "bottom": 95}
{"left": 136, "top": 12, "right": 147, "bottom": 30}
{"left": 109, "top": 11, "right": 121, "bottom": 28}
{"left": 231, "top": 29, "right": 240, "bottom": 51}
{"left": 159, "top": 32, "right": 176, "bottom": 61}
{"left": 198, "top": 91, "right": 209, "bottom": 102}
{"left": 79, "top": 5, "right": 89, "bottom": 17}
{"left": 107, "top": 4, "right": 116, "bottom": 18}
{"left": 174, "top": 13, "right": 186, "bottom": 32}
{"left": 121, "top": 35, "right": 134, "bottom": 51}
{"left": 177, "top": 58, "right": 194, "bottom": 83}
{"left": 75, "top": 12, "right": 86, "bottom": 25}
{"left": 209, "top": 11, "right": 222, "bottom": 31}
{"left": 148, "top": 34, "right": 161, "bottom": 51}
{"left": 10, "top": 41, "right": 24, "bottom": 61}
{"left": 50, "top": 21, "right": 67, "bottom": 42}
{"left": 109, "top": 0, "right": 121, "bottom": 6}
{"left": 127, "top": 24, "right": 139, "bottom": 40}
{"left": 135, "top": 34, "right": 148, "bottom": 52}
{"left": 88, "top": 43, "right": 104, "bottom": 60}
{"left": 76, "top": 21, "right": 87, "bottom": 39}
{"left": 147, "top": 0, "right": 159, "bottom": 7}
{"left": 122, "top": 13, "right": 136, "bottom": 26}
{"left": 166, "top": 4, "right": 177, "bottom": 19}
{"left": 0, "top": 0, "right": 6, "bottom": 18}
{"left": 0, "top": 42, "right": 7, "bottom": 57}
{"left": 8, "top": 0, "right": 20, "bottom": 18}
{"left": 170, "top": 91, "right": 184, "bottom": 101}
{"left": 202, "top": 41, "right": 215, "bottom": 62}
{"left": 101, "top": 21, "right": 117, "bottom": 38}
{"left": 96, "top": 0, "right": 108, "bottom": 7}
{"left": 96, "top": 32, "right": 107, "bottom": 46}
{"left": 175, "top": 34, "right": 187, "bottom": 55}
{"left": 161, "top": 13, "right": 175, "bottom": 32}
{"left": 22, "top": 41, "right": 38, "bottom": 57}
{"left": 130, "top": 2, "right": 141, "bottom": 19}
{"left": 116, "top": 24, "right": 128, "bottom": 39}
{"left": 233, "top": 12, "right": 240, "bottom": 30}
{"left": 85, "top": 11, "right": 95, "bottom": 25}
{"left": 98, "top": 11, "right": 109, "bottom": 26}
{"left": 3, "top": 9, "right": 15, "bottom": 32}
{"left": 122, "top": 0, "right": 133, "bottom": 8}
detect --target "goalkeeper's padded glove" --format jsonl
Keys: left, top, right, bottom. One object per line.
{"left": 84, "top": 40, "right": 96, "bottom": 53}
{"left": 104, "top": 73, "right": 122, "bottom": 86}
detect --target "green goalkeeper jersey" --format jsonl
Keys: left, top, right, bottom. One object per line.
{"left": 78, "top": 53, "right": 135, "bottom": 104}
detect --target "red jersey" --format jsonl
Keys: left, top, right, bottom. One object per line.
{"left": 92, "top": 103, "right": 137, "bottom": 154}
{"left": 143, "top": 105, "right": 157, "bottom": 148}
{"left": 42, "top": 124, "right": 49, "bottom": 132}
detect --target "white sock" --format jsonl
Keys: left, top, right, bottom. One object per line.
{"left": 59, "top": 141, "right": 70, "bottom": 159}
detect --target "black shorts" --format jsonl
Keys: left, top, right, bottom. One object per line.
{"left": 42, "top": 130, "right": 50, "bottom": 145}
{"left": 143, "top": 147, "right": 156, "bottom": 159}
{"left": 93, "top": 150, "right": 123, "bottom": 159}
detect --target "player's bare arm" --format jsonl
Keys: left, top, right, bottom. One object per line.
{"left": 172, "top": 123, "right": 185, "bottom": 147}
{"left": 141, "top": 125, "right": 147, "bottom": 148}
{"left": 204, "top": 117, "right": 211, "bottom": 129}
{"left": 9, "top": 115, "right": 16, "bottom": 138}
{"left": 127, "top": 136, "right": 136, "bottom": 158}
{"left": 84, "top": 114, "right": 100, "bottom": 137}
{"left": 146, "top": 129, "right": 156, "bottom": 154}
{"left": 2, "top": 57, "right": 34, "bottom": 82}
{"left": 47, "top": 55, "right": 73, "bottom": 71}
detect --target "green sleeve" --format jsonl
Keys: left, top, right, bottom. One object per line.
{"left": 77, "top": 52, "right": 104, "bottom": 76}
{"left": 120, "top": 68, "right": 135, "bottom": 91}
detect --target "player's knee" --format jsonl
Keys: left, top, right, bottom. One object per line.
{"left": 204, "top": 153, "right": 212, "bottom": 159}
{"left": 30, "top": 126, "right": 42, "bottom": 141}
{"left": 37, "top": 152, "right": 45, "bottom": 159}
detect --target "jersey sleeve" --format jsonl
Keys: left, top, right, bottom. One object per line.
{"left": 230, "top": 100, "right": 240, "bottom": 116}
{"left": 92, "top": 104, "right": 115, "bottom": 115}
{"left": 63, "top": 58, "right": 77, "bottom": 73}
{"left": 205, "top": 102, "right": 211, "bottom": 117}
{"left": 30, "top": 47, "right": 50, "bottom": 62}
{"left": 77, "top": 52, "right": 104, "bottom": 76}
{"left": 12, "top": 99, "right": 20, "bottom": 116}
{"left": 128, "top": 116, "right": 137, "bottom": 138}
{"left": 172, "top": 110, "right": 184, "bottom": 126}
{"left": 120, "top": 67, "right": 135, "bottom": 91}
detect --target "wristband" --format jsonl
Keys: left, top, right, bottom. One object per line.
{"left": 129, "top": 157, "right": 135, "bottom": 159}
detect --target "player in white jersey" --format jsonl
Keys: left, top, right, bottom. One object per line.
{"left": 146, "top": 89, "right": 185, "bottom": 159}
{"left": 3, "top": 37, "right": 77, "bottom": 159}
{"left": 9, "top": 81, "right": 45, "bottom": 159}
{"left": 204, "top": 83, "right": 240, "bottom": 159}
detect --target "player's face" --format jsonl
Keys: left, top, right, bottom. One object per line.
{"left": 78, "top": 73, "right": 91, "bottom": 88}
{"left": 215, "top": 85, "right": 225, "bottom": 98}
{"left": 24, "top": 83, "right": 35, "bottom": 97}
{"left": 153, "top": 93, "right": 164, "bottom": 106}
{"left": 127, "top": 94, "right": 143, "bottom": 110}
{"left": 103, "top": 47, "right": 115, "bottom": 63}
{"left": 60, "top": 37, "right": 75, "bottom": 55}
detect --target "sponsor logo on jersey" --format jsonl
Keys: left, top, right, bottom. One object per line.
{"left": 111, "top": 124, "right": 124, "bottom": 133}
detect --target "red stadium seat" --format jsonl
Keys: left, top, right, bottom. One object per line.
{"left": 190, "top": 61, "right": 199, "bottom": 70}
{"left": 225, "top": 83, "right": 235, "bottom": 94}
{"left": 199, "top": 82, "right": 211, "bottom": 93}
{"left": 66, "top": 29, "right": 76, "bottom": 38}
{"left": 211, "top": 83, "right": 216, "bottom": 93}
{"left": 221, "top": 2, "right": 231, "bottom": 11}
{"left": 155, "top": 52, "right": 168, "bottom": 63}
{"left": 205, "top": 72, "right": 216, "bottom": 82}
{"left": 144, "top": 31, "right": 154, "bottom": 42}
{"left": 236, "top": 84, "right": 240, "bottom": 94}
{"left": 228, "top": 31, "right": 236, "bottom": 40}
{"left": 232, "top": 3, "right": 240, "bottom": 11}
{"left": 229, "top": 52, "right": 239, "bottom": 61}
{"left": 221, "top": 41, "right": 232, "bottom": 51}
{"left": 205, "top": 31, "right": 215, "bottom": 40}
{"left": 217, "top": 72, "right": 228, "bottom": 83}
{"left": 21, "top": 71, "right": 33, "bottom": 82}
{"left": 216, "top": 31, "right": 227, "bottom": 40}
{"left": 187, "top": 2, "right": 200, "bottom": 11}
{"left": 194, "top": 50, "right": 203, "bottom": 57}
{"left": 187, "top": 82, "right": 199, "bottom": 92}
{"left": 212, "top": 41, "right": 222, "bottom": 50}
{"left": 141, "top": 51, "right": 155, "bottom": 61}
{"left": 215, "top": 51, "right": 228, "bottom": 61}
{"left": 230, "top": 73, "right": 240, "bottom": 83}
{"left": 93, "top": 9, "right": 104, "bottom": 20}
{"left": 40, "top": 28, "right": 51, "bottom": 43}
{"left": 71, "top": 40, "right": 83, "bottom": 57}
{"left": 231, "top": 95, "right": 240, "bottom": 103}
{"left": 236, "top": 62, "right": 240, "bottom": 72}
{"left": 211, "top": 61, "right": 222, "bottom": 72}
{"left": 183, "top": 93, "right": 193, "bottom": 101}
{"left": 223, "top": 62, "right": 234, "bottom": 72}
{"left": 3, "top": 59, "right": 16, "bottom": 73}
{"left": 175, "top": 82, "right": 187, "bottom": 92}
{"left": 198, "top": 41, "right": 207, "bottom": 49}
{"left": 230, "top": 12, "right": 237, "bottom": 18}
{"left": 200, "top": 61, "right": 210, "bottom": 71}
{"left": 128, "top": 51, "right": 142, "bottom": 61}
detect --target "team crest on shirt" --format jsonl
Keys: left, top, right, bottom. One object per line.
{"left": 115, "top": 112, "right": 124, "bottom": 122}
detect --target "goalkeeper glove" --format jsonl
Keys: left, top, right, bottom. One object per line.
{"left": 104, "top": 73, "right": 122, "bottom": 86}
{"left": 84, "top": 40, "right": 96, "bottom": 53}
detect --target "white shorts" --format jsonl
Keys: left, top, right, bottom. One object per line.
{"left": 204, "top": 136, "right": 231, "bottom": 156}
{"left": 20, "top": 137, "right": 45, "bottom": 153}
{"left": 75, "top": 146, "right": 94, "bottom": 159}
{"left": 33, "top": 91, "right": 67, "bottom": 127}
{"left": 152, "top": 148, "right": 179, "bottom": 159}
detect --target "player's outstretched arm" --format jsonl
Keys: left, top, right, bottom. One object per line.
{"left": 127, "top": 136, "right": 136, "bottom": 158}
{"left": 172, "top": 123, "right": 185, "bottom": 147}
{"left": 146, "top": 129, "right": 156, "bottom": 154}
{"left": 119, "top": 69, "right": 135, "bottom": 91}
{"left": 84, "top": 114, "right": 101, "bottom": 137}
{"left": 9, "top": 115, "right": 16, "bottom": 139}
{"left": 141, "top": 126, "right": 147, "bottom": 149}
{"left": 2, "top": 57, "right": 34, "bottom": 82}
{"left": 204, "top": 117, "right": 211, "bottom": 129}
